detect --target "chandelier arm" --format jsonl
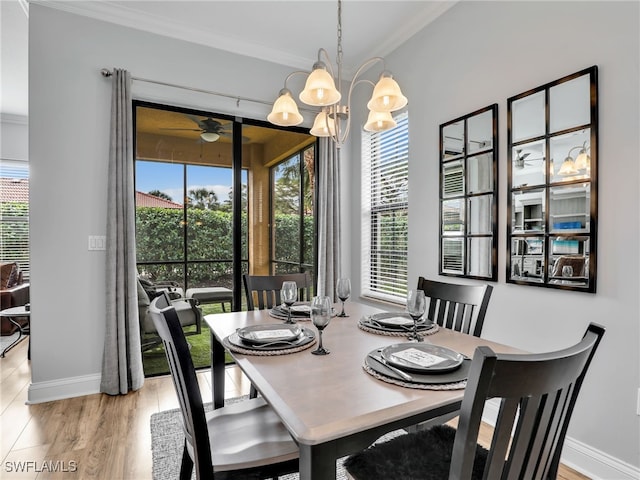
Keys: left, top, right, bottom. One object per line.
{"left": 317, "top": 48, "right": 336, "bottom": 78}
{"left": 283, "top": 70, "right": 312, "bottom": 89}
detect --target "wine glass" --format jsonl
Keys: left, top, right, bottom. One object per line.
{"left": 310, "top": 295, "right": 332, "bottom": 355}
{"left": 336, "top": 278, "right": 351, "bottom": 317}
{"left": 406, "top": 290, "right": 427, "bottom": 342}
{"left": 281, "top": 281, "right": 298, "bottom": 324}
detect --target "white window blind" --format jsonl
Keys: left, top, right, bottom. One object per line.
{"left": 361, "top": 112, "right": 409, "bottom": 303}
{"left": 0, "top": 160, "right": 30, "bottom": 279}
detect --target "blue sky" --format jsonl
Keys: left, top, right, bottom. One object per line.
{"left": 136, "top": 161, "right": 246, "bottom": 204}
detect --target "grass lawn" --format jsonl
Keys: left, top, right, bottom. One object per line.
{"left": 142, "top": 302, "right": 234, "bottom": 377}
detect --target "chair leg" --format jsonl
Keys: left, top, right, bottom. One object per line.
{"left": 249, "top": 384, "right": 258, "bottom": 399}
{"left": 179, "top": 440, "right": 194, "bottom": 480}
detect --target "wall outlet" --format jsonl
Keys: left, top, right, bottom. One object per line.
{"left": 88, "top": 235, "right": 106, "bottom": 251}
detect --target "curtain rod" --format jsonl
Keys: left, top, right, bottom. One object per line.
{"left": 100, "top": 68, "right": 273, "bottom": 109}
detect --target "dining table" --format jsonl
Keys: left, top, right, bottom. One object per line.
{"left": 205, "top": 301, "right": 521, "bottom": 480}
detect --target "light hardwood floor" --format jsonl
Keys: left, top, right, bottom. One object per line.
{"left": 1, "top": 338, "right": 589, "bottom": 479}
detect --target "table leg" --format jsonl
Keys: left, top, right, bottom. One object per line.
{"left": 299, "top": 443, "right": 337, "bottom": 480}
{"left": 1, "top": 317, "right": 23, "bottom": 358}
{"left": 211, "top": 331, "right": 226, "bottom": 409}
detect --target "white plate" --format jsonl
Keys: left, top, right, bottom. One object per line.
{"left": 370, "top": 312, "right": 416, "bottom": 327}
{"left": 237, "top": 324, "right": 302, "bottom": 345}
{"left": 381, "top": 343, "right": 464, "bottom": 373}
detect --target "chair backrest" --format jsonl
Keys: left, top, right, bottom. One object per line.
{"left": 243, "top": 273, "right": 312, "bottom": 310}
{"left": 149, "top": 292, "right": 213, "bottom": 480}
{"left": 450, "top": 323, "right": 605, "bottom": 480}
{"left": 417, "top": 276, "right": 493, "bottom": 337}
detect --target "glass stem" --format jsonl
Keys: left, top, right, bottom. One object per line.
{"left": 340, "top": 301, "right": 345, "bottom": 316}
{"left": 318, "top": 330, "right": 323, "bottom": 350}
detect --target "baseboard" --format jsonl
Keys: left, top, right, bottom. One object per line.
{"left": 27, "top": 373, "right": 102, "bottom": 404}
{"left": 482, "top": 400, "right": 640, "bottom": 480}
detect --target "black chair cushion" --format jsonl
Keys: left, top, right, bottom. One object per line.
{"left": 344, "top": 425, "right": 488, "bottom": 480}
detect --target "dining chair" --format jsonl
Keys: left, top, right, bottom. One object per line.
{"left": 149, "top": 293, "right": 299, "bottom": 480}
{"left": 243, "top": 272, "right": 312, "bottom": 310}
{"left": 344, "top": 323, "right": 605, "bottom": 480}
{"left": 242, "top": 272, "right": 313, "bottom": 398}
{"left": 417, "top": 276, "right": 493, "bottom": 338}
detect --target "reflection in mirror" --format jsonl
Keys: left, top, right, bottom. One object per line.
{"left": 512, "top": 91, "right": 545, "bottom": 142}
{"left": 467, "top": 110, "right": 493, "bottom": 155}
{"left": 442, "top": 199, "right": 464, "bottom": 234}
{"left": 442, "top": 122, "right": 464, "bottom": 159}
{"left": 442, "top": 160, "right": 464, "bottom": 197}
{"left": 512, "top": 139, "right": 545, "bottom": 188}
{"left": 550, "top": 74, "right": 591, "bottom": 133}
{"left": 512, "top": 189, "right": 545, "bottom": 233}
{"left": 508, "top": 66, "right": 597, "bottom": 292}
{"left": 550, "top": 129, "right": 591, "bottom": 182}
{"left": 511, "top": 237, "right": 545, "bottom": 282}
{"left": 468, "top": 237, "right": 492, "bottom": 277}
{"left": 467, "top": 153, "right": 493, "bottom": 194}
{"left": 548, "top": 237, "right": 589, "bottom": 286}
{"left": 439, "top": 104, "right": 497, "bottom": 281}
{"left": 442, "top": 238, "right": 464, "bottom": 274}
{"left": 468, "top": 195, "right": 492, "bottom": 235}
{"left": 549, "top": 184, "right": 590, "bottom": 233}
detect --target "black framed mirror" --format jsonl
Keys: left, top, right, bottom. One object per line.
{"left": 507, "top": 66, "right": 598, "bottom": 292}
{"left": 439, "top": 104, "right": 498, "bottom": 280}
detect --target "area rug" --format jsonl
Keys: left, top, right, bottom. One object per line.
{"left": 150, "top": 396, "right": 406, "bottom": 480}
{"left": 0, "top": 331, "right": 26, "bottom": 357}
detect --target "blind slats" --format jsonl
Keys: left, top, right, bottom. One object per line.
{"left": 361, "top": 112, "right": 409, "bottom": 302}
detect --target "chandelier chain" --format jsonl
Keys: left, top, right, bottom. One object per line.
{"left": 336, "top": 0, "right": 343, "bottom": 69}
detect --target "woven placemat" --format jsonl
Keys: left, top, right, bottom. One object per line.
{"left": 268, "top": 310, "right": 311, "bottom": 322}
{"left": 363, "top": 364, "right": 466, "bottom": 390}
{"left": 223, "top": 332, "right": 317, "bottom": 356}
{"left": 358, "top": 321, "right": 440, "bottom": 337}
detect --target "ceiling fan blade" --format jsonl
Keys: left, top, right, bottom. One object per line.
{"left": 160, "top": 127, "right": 202, "bottom": 132}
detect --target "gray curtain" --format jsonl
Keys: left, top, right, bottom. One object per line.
{"left": 316, "top": 138, "right": 341, "bottom": 300}
{"left": 100, "top": 69, "right": 145, "bottom": 395}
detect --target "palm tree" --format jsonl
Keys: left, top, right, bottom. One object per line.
{"left": 188, "top": 188, "right": 219, "bottom": 210}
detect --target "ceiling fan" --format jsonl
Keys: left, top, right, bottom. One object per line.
{"left": 161, "top": 115, "right": 232, "bottom": 142}
{"left": 514, "top": 149, "right": 544, "bottom": 169}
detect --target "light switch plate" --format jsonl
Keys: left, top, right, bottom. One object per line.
{"left": 88, "top": 235, "right": 106, "bottom": 251}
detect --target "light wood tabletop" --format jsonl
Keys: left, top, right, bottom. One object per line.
{"left": 205, "top": 301, "right": 521, "bottom": 480}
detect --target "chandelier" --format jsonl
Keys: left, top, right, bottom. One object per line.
{"left": 266, "top": 0, "right": 408, "bottom": 149}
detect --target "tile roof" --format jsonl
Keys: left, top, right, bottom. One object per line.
{"left": 0, "top": 178, "right": 29, "bottom": 203}
{"left": 135, "top": 191, "right": 182, "bottom": 209}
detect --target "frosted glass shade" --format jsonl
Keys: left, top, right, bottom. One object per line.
{"left": 367, "top": 75, "right": 408, "bottom": 112}
{"left": 299, "top": 67, "right": 341, "bottom": 106}
{"left": 574, "top": 149, "right": 590, "bottom": 170}
{"left": 558, "top": 156, "right": 579, "bottom": 175}
{"left": 267, "top": 91, "right": 304, "bottom": 126}
{"left": 364, "top": 110, "right": 397, "bottom": 132}
{"left": 200, "top": 132, "right": 220, "bottom": 142}
{"left": 310, "top": 111, "right": 336, "bottom": 137}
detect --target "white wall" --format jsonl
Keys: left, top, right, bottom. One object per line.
{"left": 27, "top": 4, "right": 308, "bottom": 398}
{"left": 348, "top": 1, "right": 639, "bottom": 477}
{"left": 28, "top": 1, "right": 639, "bottom": 477}
{"left": 1, "top": 114, "right": 28, "bottom": 161}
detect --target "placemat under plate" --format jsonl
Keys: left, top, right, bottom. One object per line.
{"left": 362, "top": 356, "right": 470, "bottom": 390}
{"left": 223, "top": 328, "right": 316, "bottom": 356}
{"left": 358, "top": 318, "right": 439, "bottom": 337}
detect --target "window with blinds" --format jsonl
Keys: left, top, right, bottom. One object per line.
{"left": 361, "top": 112, "right": 409, "bottom": 303}
{"left": 0, "top": 160, "right": 30, "bottom": 279}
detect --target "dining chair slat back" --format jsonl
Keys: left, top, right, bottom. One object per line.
{"left": 149, "top": 292, "right": 299, "bottom": 480}
{"left": 344, "top": 323, "right": 605, "bottom": 480}
{"left": 417, "top": 276, "right": 493, "bottom": 337}
{"left": 243, "top": 273, "right": 312, "bottom": 310}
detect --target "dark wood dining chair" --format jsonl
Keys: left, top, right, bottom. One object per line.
{"left": 149, "top": 293, "right": 299, "bottom": 480}
{"left": 243, "top": 272, "right": 312, "bottom": 310}
{"left": 344, "top": 323, "right": 605, "bottom": 480}
{"left": 417, "top": 276, "right": 493, "bottom": 337}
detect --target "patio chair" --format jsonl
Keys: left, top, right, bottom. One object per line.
{"left": 344, "top": 323, "right": 605, "bottom": 480}
{"left": 149, "top": 292, "right": 299, "bottom": 480}
{"left": 138, "top": 278, "right": 202, "bottom": 352}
